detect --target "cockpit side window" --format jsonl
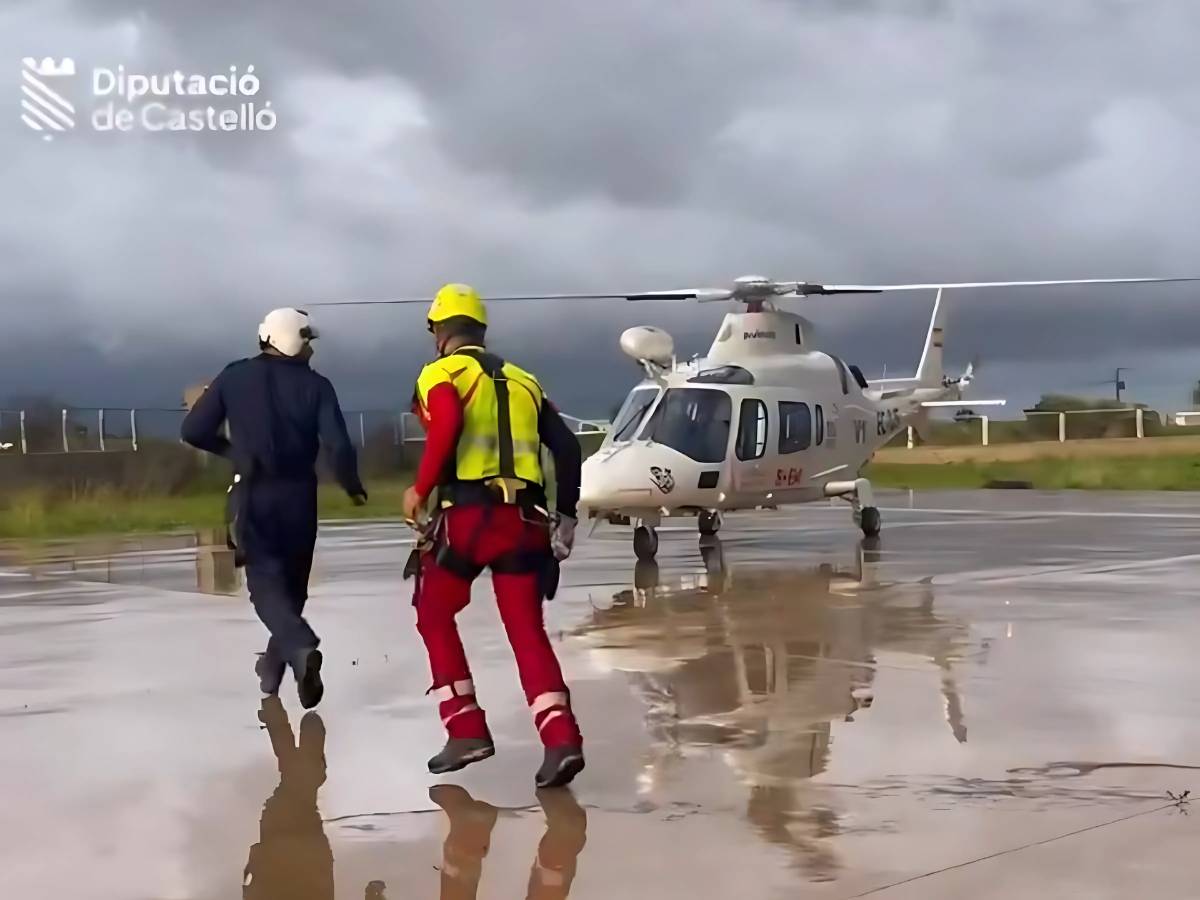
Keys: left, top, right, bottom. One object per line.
{"left": 642, "top": 387, "right": 732, "bottom": 463}
{"left": 609, "top": 387, "right": 661, "bottom": 443}
{"left": 736, "top": 398, "right": 768, "bottom": 461}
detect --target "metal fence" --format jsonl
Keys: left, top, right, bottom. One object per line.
{"left": 0, "top": 406, "right": 609, "bottom": 455}
{"left": 902, "top": 406, "right": 1167, "bottom": 448}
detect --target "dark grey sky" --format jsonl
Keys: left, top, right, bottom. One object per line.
{"left": 3, "top": 0, "right": 1199, "bottom": 417}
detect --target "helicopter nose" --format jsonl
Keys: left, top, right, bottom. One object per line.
{"left": 580, "top": 449, "right": 655, "bottom": 508}
{"left": 580, "top": 455, "right": 617, "bottom": 506}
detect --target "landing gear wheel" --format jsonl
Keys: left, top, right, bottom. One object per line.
{"left": 633, "top": 525, "right": 659, "bottom": 560}
{"left": 698, "top": 510, "right": 721, "bottom": 536}
{"left": 859, "top": 506, "right": 882, "bottom": 538}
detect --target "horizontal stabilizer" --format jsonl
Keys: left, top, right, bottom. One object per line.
{"left": 920, "top": 399, "right": 1006, "bottom": 408}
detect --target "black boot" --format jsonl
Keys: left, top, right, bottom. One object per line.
{"left": 535, "top": 745, "right": 585, "bottom": 789}
{"left": 254, "top": 651, "right": 286, "bottom": 696}
{"left": 292, "top": 648, "right": 324, "bottom": 710}
{"left": 427, "top": 737, "right": 496, "bottom": 775}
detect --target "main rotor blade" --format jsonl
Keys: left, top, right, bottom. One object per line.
{"left": 808, "top": 277, "right": 1200, "bottom": 293}
{"left": 311, "top": 290, "right": 723, "bottom": 307}
{"left": 629, "top": 289, "right": 735, "bottom": 302}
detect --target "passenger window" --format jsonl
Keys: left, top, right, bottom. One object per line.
{"left": 778, "top": 402, "right": 812, "bottom": 454}
{"left": 736, "top": 399, "right": 768, "bottom": 460}
{"left": 815, "top": 405, "right": 825, "bottom": 445}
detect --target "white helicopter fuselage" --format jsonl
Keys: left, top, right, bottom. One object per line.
{"left": 315, "top": 270, "right": 1188, "bottom": 556}
{"left": 580, "top": 301, "right": 963, "bottom": 527}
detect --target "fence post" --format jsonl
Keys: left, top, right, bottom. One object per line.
{"left": 130, "top": 409, "right": 139, "bottom": 452}
{"left": 1058, "top": 412, "right": 1066, "bottom": 442}
{"left": 98, "top": 408, "right": 106, "bottom": 452}
{"left": 61, "top": 408, "right": 69, "bottom": 453}
{"left": 906, "top": 426, "right": 914, "bottom": 450}
{"left": 1136, "top": 407, "right": 1144, "bottom": 439}
{"left": 19, "top": 410, "right": 27, "bottom": 454}
{"left": 981, "top": 416, "right": 990, "bottom": 446}
{"left": 359, "top": 412, "right": 366, "bottom": 449}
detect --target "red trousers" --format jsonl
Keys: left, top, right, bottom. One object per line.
{"left": 414, "top": 505, "right": 582, "bottom": 748}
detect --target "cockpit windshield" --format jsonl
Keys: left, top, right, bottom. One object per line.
{"left": 609, "top": 387, "right": 661, "bottom": 442}
{"left": 641, "top": 387, "right": 732, "bottom": 463}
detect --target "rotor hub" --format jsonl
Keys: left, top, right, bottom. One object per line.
{"left": 732, "top": 275, "right": 777, "bottom": 299}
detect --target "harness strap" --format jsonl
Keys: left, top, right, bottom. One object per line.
{"left": 489, "top": 549, "right": 547, "bottom": 575}
{"left": 439, "top": 479, "right": 547, "bottom": 513}
{"left": 431, "top": 505, "right": 493, "bottom": 580}
{"left": 456, "top": 348, "right": 518, "bottom": 480}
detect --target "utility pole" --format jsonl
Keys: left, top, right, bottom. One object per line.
{"left": 1113, "top": 367, "right": 1128, "bottom": 403}
{"left": 1093, "top": 368, "right": 1129, "bottom": 403}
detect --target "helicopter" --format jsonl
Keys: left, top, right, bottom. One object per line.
{"left": 317, "top": 274, "right": 1199, "bottom": 560}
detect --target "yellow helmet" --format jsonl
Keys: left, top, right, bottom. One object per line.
{"left": 427, "top": 283, "right": 487, "bottom": 331}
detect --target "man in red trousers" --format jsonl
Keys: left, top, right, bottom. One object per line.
{"left": 404, "top": 283, "right": 584, "bottom": 788}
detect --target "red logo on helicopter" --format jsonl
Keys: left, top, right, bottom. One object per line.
{"left": 775, "top": 467, "right": 803, "bottom": 487}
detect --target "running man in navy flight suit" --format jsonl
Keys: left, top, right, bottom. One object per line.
{"left": 183, "top": 308, "right": 367, "bottom": 708}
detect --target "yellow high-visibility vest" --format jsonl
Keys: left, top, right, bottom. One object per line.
{"left": 416, "top": 346, "right": 545, "bottom": 488}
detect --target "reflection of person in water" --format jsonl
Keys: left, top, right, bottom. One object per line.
{"left": 243, "top": 697, "right": 334, "bottom": 900}
{"left": 431, "top": 785, "right": 587, "bottom": 900}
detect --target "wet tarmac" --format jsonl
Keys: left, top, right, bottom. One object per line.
{"left": 2, "top": 490, "right": 1199, "bottom": 898}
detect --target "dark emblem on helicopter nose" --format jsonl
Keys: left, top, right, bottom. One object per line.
{"left": 649, "top": 466, "right": 675, "bottom": 494}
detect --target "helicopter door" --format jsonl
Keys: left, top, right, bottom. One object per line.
{"left": 730, "top": 398, "right": 771, "bottom": 493}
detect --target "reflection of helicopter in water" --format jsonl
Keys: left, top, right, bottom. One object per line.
{"left": 576, "top": 540, "right": 973, "bottom": 880}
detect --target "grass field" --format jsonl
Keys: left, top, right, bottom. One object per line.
{"left": 866, "top": 454, "right": 1200, "bottom": 491}
{"left": 0, "top": 482, "right": 411, "bottom": 540}
{"left": 5, "top": 448, "right": 1200, "bottom": 540}
{"left": 874, "top": 434, "right": 1200, "bottom": 464}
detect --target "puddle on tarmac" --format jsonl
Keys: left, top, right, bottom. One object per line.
{"left": 563, "top": 536, "right": 981, "bottom": 882}
{"left": 6, "top": 509, "right": 1200, "bottom": 897}
{"left": 0, "top": 527, "right": 242, "bottom": 595}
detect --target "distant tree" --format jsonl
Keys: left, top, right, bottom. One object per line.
{"left": 1026, "top": 394, "right": 1158, "bottom": 439}
{"left": 1030, "top": 394, "right": 1129, "bottom": 412}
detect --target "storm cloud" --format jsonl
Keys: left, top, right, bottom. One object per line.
{"left": 2, "top": 0, "right": 1199, "bottom": 414}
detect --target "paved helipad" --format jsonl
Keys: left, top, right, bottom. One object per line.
{"left": 2, "top": 491, "right": 1199, "bottom": 898}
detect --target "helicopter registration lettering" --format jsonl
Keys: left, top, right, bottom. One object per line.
{"left": 877, "top": 408, "right": 900, "bottom": 436}
{"left": 775, "top": 467, "right": 803, "bottom": 487}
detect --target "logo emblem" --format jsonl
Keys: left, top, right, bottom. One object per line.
{"left": 21, "top": 57, "right": 76, "bottom": 140}
{"left": 649, "top": 466, "right": 675, "bottom": 494}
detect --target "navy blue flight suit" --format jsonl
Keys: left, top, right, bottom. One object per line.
{"left": 181, "top": 353, "right": 365, "bottom": 675}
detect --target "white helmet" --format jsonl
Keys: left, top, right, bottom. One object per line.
{"left": 258, "top": 307, "right": 319, "bottom": 357}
